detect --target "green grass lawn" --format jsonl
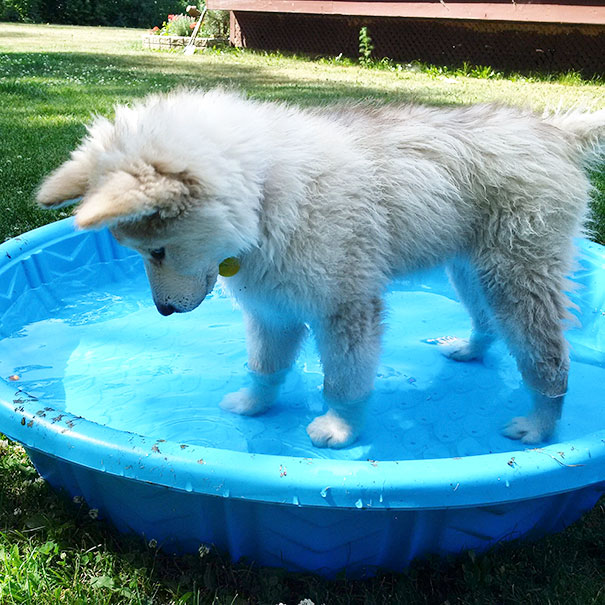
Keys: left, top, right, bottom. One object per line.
{"left": 0, "top": 22, "right": 604, "bottom": 604}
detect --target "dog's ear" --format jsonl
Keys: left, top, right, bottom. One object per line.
{"left": 75, "top": 169, "right": 191, "bottom": 229}
{"left": 75, "top": 171, "right": 145, "bottom": 229}
{"left": 37, "top": 155, "right": 90, "bottom": 209}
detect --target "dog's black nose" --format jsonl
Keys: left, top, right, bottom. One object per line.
{"left": 156, "top": 302, "right": 176, "bottom": 316}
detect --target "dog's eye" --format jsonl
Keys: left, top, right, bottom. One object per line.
{"left": 150, "top": 247, "right": 165, "bottom": 261}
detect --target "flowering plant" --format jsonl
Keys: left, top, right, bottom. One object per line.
{"left": 150, "top": 13, "right": 196, "bottom": 37}
{"left": 149, "top": 5, "right": 229, "bottom": 39}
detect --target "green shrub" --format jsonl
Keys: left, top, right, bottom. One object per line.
{"left": 0, "top": 0, "right": 228, "bottom": 32}
{"left": 0, "top": 0, "right": 190, "bottom": 28}
{"left": 202, "top": 8, "right": 228, "bottom": 38}
{"left": 0, "top": 0, "right": 43, "bottom": 22}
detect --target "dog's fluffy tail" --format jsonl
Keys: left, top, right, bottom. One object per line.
{"left": 544, "top": 108, "right": 605, "bottom": 161}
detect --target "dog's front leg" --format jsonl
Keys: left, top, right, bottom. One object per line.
{"left": 307, "top": 299, "right": 383, "bottom": 448}
{"left": 220, "top": 312, "right": 307, "bottom": 416}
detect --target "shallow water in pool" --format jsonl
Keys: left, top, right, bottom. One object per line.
{"left": 0, "top": 255, "right": 602, "bottom": 461}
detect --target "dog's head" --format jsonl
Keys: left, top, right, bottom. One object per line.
{"left": 37, "top": 92, "right": 263, "bottom": 315}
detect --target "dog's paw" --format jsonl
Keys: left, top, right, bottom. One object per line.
{"left": 502, "top": 415, "right": 551, "bottom": 444}
{"left": 306, "top": 411, "right": 358, "bottom": 449}
{"left": 219, "top": 388, "right": 271, "bottom": 416}
{"left": 440, "top": 338, "right": 481, "bottom": 362}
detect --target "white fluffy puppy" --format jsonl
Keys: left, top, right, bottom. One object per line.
{"left": 37, "top": 90, "right": 604, "bottom": 448}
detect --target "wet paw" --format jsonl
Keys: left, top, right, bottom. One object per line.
{"left": 306, "top": 411, "right": 358, "bottom": 449}
{"left": 219, "top": 388, "right": 270, "bottom": 416}
{"left": 439, "top": 338, "right": 482, "bottom": 362}
{"left": 502, "top": 416, "right": 548, "bottom": 444}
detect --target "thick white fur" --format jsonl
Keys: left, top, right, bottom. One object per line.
{"left": 37, "top": 89, "right": 605, "bottom": 448}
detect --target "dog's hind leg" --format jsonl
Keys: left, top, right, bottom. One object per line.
{"left": 441, "top": 259, "right": 496, "bottom": 362}
{"left": 475, "top": 253, "right": 570, "bottom": 443}
{"left": 220, "top": 312, "right": 307, "bottom": 416}
{"left": 306, "top": 297, "right": 384, "bottom": 448}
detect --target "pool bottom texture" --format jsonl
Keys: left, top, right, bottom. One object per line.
{"left": 0, "top": 219, "right": 603, "bottom": 576}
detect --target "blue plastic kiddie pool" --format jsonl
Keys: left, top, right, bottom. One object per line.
{"left": 0, "top": 218, "right": 603, "bottom": 577}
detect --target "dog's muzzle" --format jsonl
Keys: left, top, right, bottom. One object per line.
{"left": 155, "top": 302, "right": 178, "bottom": 316}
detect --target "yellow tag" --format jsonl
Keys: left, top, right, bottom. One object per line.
{"left": 218, "top": 257, "right": 240, "bottom": 277}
